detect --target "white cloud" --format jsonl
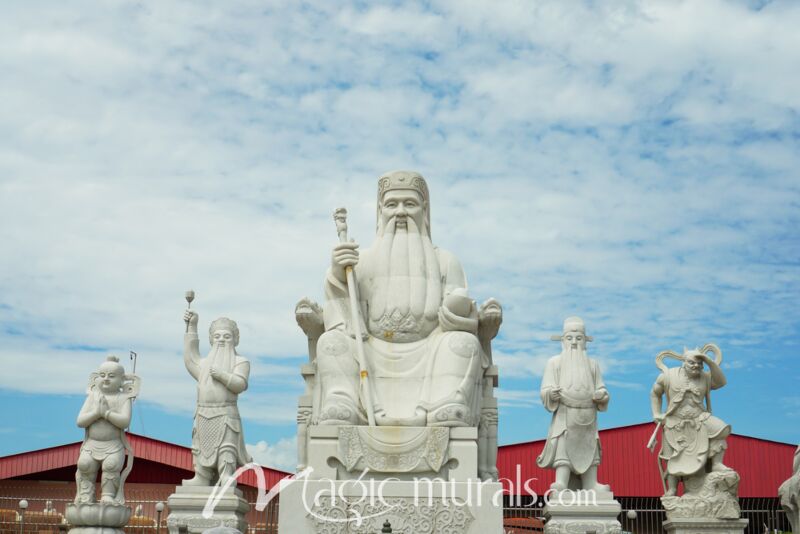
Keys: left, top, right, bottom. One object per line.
{"left": 0, "top": 0, "right": 798, "bottom": 446}
{"left": 247, "top": 436, "right": 297, "bottom": 472}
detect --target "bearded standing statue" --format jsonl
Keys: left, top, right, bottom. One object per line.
{"left": 182, "top": 310, "right": 252, "bottom": 487}
{"left": 538, "top": 317, "right": 610, "bottom": 491}
{"left": 315, "top": 170, "right": 502, "bottom": 428}
{"left": 166, "top": 308, "right": 252, "bottom": 534}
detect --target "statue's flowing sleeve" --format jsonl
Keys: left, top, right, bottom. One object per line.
{"left": 540, "top": 358, "right": 559, "bottom": 413}
{"left": 593, "top": 359, "right": 609, "bottom": 412}
{"left": 322, "top": 267, "right": 367, "bottom": 337}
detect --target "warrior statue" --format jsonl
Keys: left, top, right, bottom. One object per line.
{"left": 537, "top": 317, "right": 610, "bottom": 491}
{"left": 650, "top": 345, "right": 731, "bottom": 497}
{"left": 315, "top": 170, "right": 502, "bottom": 427}
{"left": 75, "top": 355, "right": 140, "bottom": 504}
{"left": 183, "top": 310, "right": 252, "bottom": 486}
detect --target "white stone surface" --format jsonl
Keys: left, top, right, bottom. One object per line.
{"left": 543, "top": 490, "right": 621, "bottom": 534}
{"left": 182, "top": 311, "right": 252, "bottom": 487}
{"left": 538, "top": 317, "right": 611, "bottom": 492}
{"left": 284, "top": 172, "right": 503, "bottom": 533}
{"left": 779, "top": 445, "right": 800, "bottom": 533}
{"left": 74, "top": 355, "right": 140, "bottom": 506}
{"left": 662, "top": 517, "right": 748, "bottom": 534}
{"left": 166, "top": 486, "right": 249, "bottom": 534}
{"left": 650, "top": 344, "right": 742, "bottom": 522}
{"left": 277, "top": 479, "right": 503, "bottom": 534}
{"left": 69, "top": 356, "right": 140, "bottom": 534}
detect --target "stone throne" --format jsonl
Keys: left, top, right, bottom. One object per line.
{"left": 281, "top": 298, "right": 502, "bottom": 534}
{"left": 292, "top": 298, "right": 500, "bottom": 483}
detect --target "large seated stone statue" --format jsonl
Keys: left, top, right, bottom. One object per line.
{"left": 284, "top": 172, "right": 504, "bottom": 533}
{"left": 313, "top": 171, "right": 501, "bottom": 429}
{"left": 650, "top": 344, "right": 748, "bottom": 533}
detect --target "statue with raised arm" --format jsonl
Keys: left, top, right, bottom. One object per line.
{"left": 74, "top": 355, "right": 139, "bottom": 504}
{"left": 182, "top": 309, "right": 252, "bottom": 487}
{"left": 315, "top": 171, "right": 502, "bottom": 428}
{"left": 537, "top": 317, "right": 611, "bottom": 492}
{"left": 650, "top": 344, "right": 743, "bottom": 522}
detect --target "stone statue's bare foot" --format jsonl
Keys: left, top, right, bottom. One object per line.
{"left": 375, "top": 406, "right": 427, "bottom": 427}
{"left": 427, "top": 402, "right": 470, "bottom": 427}
{"left": 711, "top": 462, "right": 730, "bottom": 472}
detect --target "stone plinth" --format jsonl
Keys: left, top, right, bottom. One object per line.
{"left": 305, "top": 425, "right": 478, "bottom": 481}
{"left": 66, "top": 502, "right": 131, "bottom": 534}
{"left": 166, "top": 486, "right": 249, "bottom": 534}
{"left": 662, "top": 517, "right": 748, "bottom": 534}
{"left": 277, "top": 478, "right": 503, "bottom": 534}
{"left": 542, "top": 490, "right": 621, "bottom": 534}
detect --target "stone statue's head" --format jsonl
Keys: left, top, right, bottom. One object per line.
{"left": 209, "top": 317, "right": 240, "bottom": 347}
{"left": 682, "top": 348, "right": 704, "bottom": 378}
{"left": 376, "top": 171, "right": 430, "bottom": 236}
{"left": 97, "top": 355, "right": 125, "bottom": 393}
{"left": 554, "top": 316, "right": 593, "bottom": 352}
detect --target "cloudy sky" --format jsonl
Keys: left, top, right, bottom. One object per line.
{"left": 1, "top": 0, "right": 799, "bottom": 472}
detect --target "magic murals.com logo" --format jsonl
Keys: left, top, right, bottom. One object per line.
{"left": 200, "top": 462, "right": 600, "bottom": 527}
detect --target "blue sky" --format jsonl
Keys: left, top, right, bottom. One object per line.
{"left": 1, "top": 0, "right": 799, "bottom": 471}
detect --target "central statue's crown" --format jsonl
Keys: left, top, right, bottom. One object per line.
{"left": 377, "top": 170, "right": 429, "bottom": 203}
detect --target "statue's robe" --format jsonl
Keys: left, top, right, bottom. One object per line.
{"left": 185, "top": 342, "right": 252, "bottom": 474}
{"left": 317, "top": 245, "right": 488, "bottom": 425}
{"left": 659, "top": 367, "right": 730, "bottom": 477}
{"left": 537, "top": 354, "right": 607, "bottom": 475}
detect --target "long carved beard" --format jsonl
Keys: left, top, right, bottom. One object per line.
{"left": 561, "top": 347, "right": 594, "bottom": 395}
{"left": 368, "top": 216, "right": 441, "bottom": 329}
{"left": 200, "top": 343, "right": 236, "bottom": 386}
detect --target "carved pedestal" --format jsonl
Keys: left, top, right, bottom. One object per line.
{"left": 662, "top": 518, "right": 748, "bottom": 534}
{"left": 66, "top": 503, "right": 131, "bottom": 534}
{"left": 543, "top": 490, "right": 622, "bottom": 534}
{"left": 279, "top": 425, "right": 502, "bottom": 533}
{"left": 166, "top": 486, "right": 249, "bottom": 534}
{"left": 277, "top": 479, "right": 502, "bottom": 534}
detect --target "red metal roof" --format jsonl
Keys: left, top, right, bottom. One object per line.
{"left": 497, "top": 422, "right": 795, "bottom": 497}
{"left": 0, "top": 433, "right": 290, "bottom": 490}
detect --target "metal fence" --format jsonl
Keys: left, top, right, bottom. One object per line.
{"left": 0, "top": 497, "right": 280, "bottom": 534}
{"left": 501, "top": 495, "right": 790, "bottom": 534}
{"left": 0, "top": 495, "right": 790, "bottom": 533}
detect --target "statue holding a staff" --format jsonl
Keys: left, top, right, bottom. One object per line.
{"left": 315, "top": 171, "right": 502, "bottom": 428}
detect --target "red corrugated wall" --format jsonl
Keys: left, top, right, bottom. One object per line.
{"left": 497, "top": 423, "right": 795, "bottom": 497}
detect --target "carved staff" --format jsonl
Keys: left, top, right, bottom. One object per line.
{"left": 333, "top": 208, "right": 376, "bottom": 426}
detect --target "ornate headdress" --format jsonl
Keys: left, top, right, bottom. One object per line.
{"left": 209, "top": 317, "right": 240, "bottom": 347}
{"left": 376, "top": 170, "right": 431, "bottom": 236}
{"left": 550, "top": 316, "right": 594, "bottom": 342}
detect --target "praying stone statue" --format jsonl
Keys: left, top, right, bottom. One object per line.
{"left": 538, "top": 317, "right": 610, "bottom": 491}
{"left": 315, "top": 171, "right": 502, "bottom": 428}
{"left": 779, "top": 445, "right": 800, "bottom": 533}
{"left": 182, "top": 310, "right": 252, "bottom": 487}
{"left": 650, "top": 345, "right": 747, "bottom": 532}
{"left": 66, "top": 356, "right": 140, "bottom": 534}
